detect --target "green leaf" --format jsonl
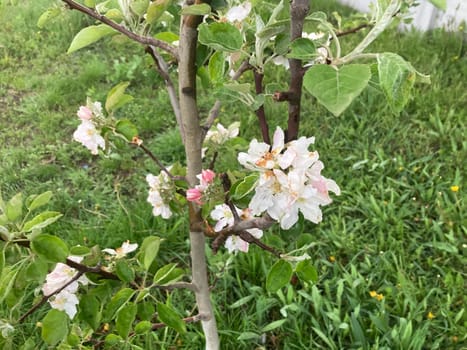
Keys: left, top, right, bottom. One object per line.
{"left": 135, "top": 320, "right": 152, "bottom": 334}
{"left": 25, "top": 257, "right": 49, "bottom": 282}
{"left": 181, "top": 3, "right": 211, "bottom": 15}
{"left": 266, "top": 260, "right": 293, "bottom": 293}
{"left": 130, "top": 0, "right": 149, "bottom": 16}
{"left": 231, "top": 174, "right": 259, "bottom": 200}
{"left": 41, "top": 309, "right": 69, "bottom": 346}
{"left": 69, "top": 245, "right": 91, "bottom": 256}
{"left": 116, "top": 302, "right": 137, "bottom": 339}
{"left": 153, "top": 263, "right": 184, "bottom": 285}
{"left": 154, "top": 31, "right": 179, "bottom": 44}
{"left": 428, "top": 0, "right": 446, "bottom": 10}
{"left": 104, "top": 288, "right": 135, "bottom": 321}
{"left": 146, "top": 0, "right": 171, "bottom": 25}
{"left": 6, "top": 192, "right": 23, "bottom": 222}
{"left": 23, "top": 211, "right": 62, "bottom": 232}
{"left": 0, "top": 268, "right": 18, "bottom": 304}
{"left": 115, "top": 119, "right": 138, "bottom": 141}
{"left": 287, "top": 38, "right": 316, "bottom": 60}
{"left": 208, "top": 51, "right": 225, "bottom": 85}
{"left": 37, "top": 8, "right": 61, "bottom": 28}
{"left": 138, "top": 236, "right": 161, "bottom": 271}
{"left": 377, "top": 53, "right": 418, "bottom": 113}
{"left": 27, "top": 191, "right": 53, "bottom": 211}
{"left": 79, "top": 295, "right": 101, "bottom": 330}
{"left": 260, "top": 319, "right": 287, "bottom": 333}
{"left": 295, "top": 259, "right": 318, "bottom": 283}
{"left": 67, "top": 24, "right": 117, "bottom": 54}
{"left": 229, "top": 295, "right": 255, "bottom": 309}
{"left": 156, "top": 302, "right": 186, "bottom": 334}
{"left": 31, "top": 234, "right": 69, "bottom": 263}
{"left": 198, "top": 22, "right": 243, "bottom": 52}
{"left": 115, "top": 260, "right": 135, "bottom": 282}
{"left": 104, "top": 334, "right": 122, "bottom": 346}
{"left": 105, "top": 82, "right": 134, "bottom": 113}
{"left": 303, "top": 64, "right": 371, "bottom": 116}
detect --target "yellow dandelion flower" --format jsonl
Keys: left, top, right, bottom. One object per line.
{"left": 369, "top": 291, "right": 377, "bottom": 298}
{"left": 329, "top": 255, "right": 336, "bottom": 263}
{"left": 427, "top": 311, "right": 435, "bottom": 320}
{"left": 376, "top": 293, "right": 384, "bottom": 301}
{"left": 450, "top": 185, "right": 459, "bottom": 192}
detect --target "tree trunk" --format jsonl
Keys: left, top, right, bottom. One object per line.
{"left": 178, "top": 8, "right": 220, "bottom": 350}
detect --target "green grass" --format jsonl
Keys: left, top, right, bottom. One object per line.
{"left": 0, "top": 0, "right": 466, "bottom": 349}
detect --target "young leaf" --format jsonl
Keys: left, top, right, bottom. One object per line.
{"left": 287, "top": 38, "right": 316, "bottom": 60}
{"left": 303, "top": 64, "right": 371, "bottom": 116}
{"left": 181, "top": 3, "right": 211, "bottom": 15}
{"left": 115, "top": 119, "right": 138, "bottom": 141}
{"left": 198, "top": 22, "right": 243, "bottom": 52}
{"left": 67, "top": 24, "right": 117, "bottom": 54}
{"left": 27, "top": 191, "right": 53, "bottom": 211}
{"left": 377, "top": 52, "right": 428, "bottom": 113}
{"left": 23, "top": 211, "right": 62, "bottom": 232}
{"left": 146, "top": 0, "right": 171, "bottom": 25}
{"left": 31, "top": 234, "right": 69, "bottom": 263}
{"left": 138, "top": 236, "right": 161, "bottom": 271}
{"left": 6, "top": 192, "right": 23, "bottom": 222}
{"left": 208, "top": 51, "right": 225, "bottom": 85}
{"left": 295, "top": 259, "right": 318, "bottom": 283}
{"left": 116, "top": 302, "right": 137, "bottom": 339}
{"left": 231, "top": 174, "right": 259, "bottom": 200}
{"left": 156, "top": 302, "right": 186, "bottom": 334}
{"left": 135, "top": 320, "right": 152, "bottom": 334}
{"left": 41, "top": 309, "right": 69, "bottom": 346}
{"left": 153, "top": 263, "right": 184, "bottom": 285}
{"left": 115, "top": 260, "right": 135, "bottom": 282}
{"left": 105, "top": 82, "right": 134, "bottom": 113}
{"left": 79, "top": 295, "right": 101, "bottom": 330}
{"left": 104, "top": 288, "right": 135, "bottom": 321}
{"left": 266, "top": 260, "right": 293, "bottom": 293}
{"left": 37, "top": 8, "right": 61, "bottom": 29}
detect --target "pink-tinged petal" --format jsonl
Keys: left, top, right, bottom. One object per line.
{"left": 225, "top": 1, "right": 251, "bottom": 22}
{"left": 201, "top": 169, "right": 216, "bottom": 185}
{"left": 186, "top": 188, "right": 203, "bottom": 204}
{"left": 77, "top": 106, "right": 92, "bottom": 120}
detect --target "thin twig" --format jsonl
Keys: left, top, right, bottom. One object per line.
{"left": 134, "top": 142, "right": 185, "bottom": 181}
{"left": 18, "top": 271, "right": 84, "bottom": 323}
{"left": 145, "top": 46, "right": 185, "bottom": 144}
{"left": 336, "top": 23, "right": 371, "bottom": 37}
{"left": 60, "top": 0, "right": 179, "bottom": 60}
{"left": 254, "top": 70, "right": 271, "bottom": 145}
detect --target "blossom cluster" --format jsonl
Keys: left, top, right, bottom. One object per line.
{"left": 186, "top": 169, "right": 216, "bottom": 205}
{"left": 42, "top": 256, "right": 89, "bottom": 319}
{"left": 210, "top": 204, "right": 263, "bottom": 253}
{"left": 238, "top": 127, "right": 340, "bottom": 230}
{"left": 146, "top": 170, "right": 175, "bottom": 219}
{"left": 204, "top": 122, "right": 239, "bottom": 145}
{"left": 73, "top": 101, "right": 106, "bottom": 155}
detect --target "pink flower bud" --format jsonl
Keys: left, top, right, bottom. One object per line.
{"left": 186, "top": 188, "right": 203, "bottom": 204}
{"left": 200, "top": 169, "right": 215, "bottom": 186}
{"left": 77, "top": 106, "right": 93, "bottom": 120}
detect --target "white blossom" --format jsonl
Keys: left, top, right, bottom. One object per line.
{"left": 205, "top": 122, "right": 240, "bottom": 145}
{"left": 102, "top": 240, "right": 138, "bottom": 259}
{"left": 238, "top": 126, "right": 340, "bottom": 229}
{"left": 146, "top": 172, "right": 173, "bottom": 219}
{"left": 49, "top": 290, "right": 80, "bottom": 319}
{"left": 73, "top": 120, "right": 105, "bottom": 155}
{"left": 226, "top": 1, "right": 251, "bottom": 23}
{"left": 210, "top": 204, "right": 263, "bottom": 253}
